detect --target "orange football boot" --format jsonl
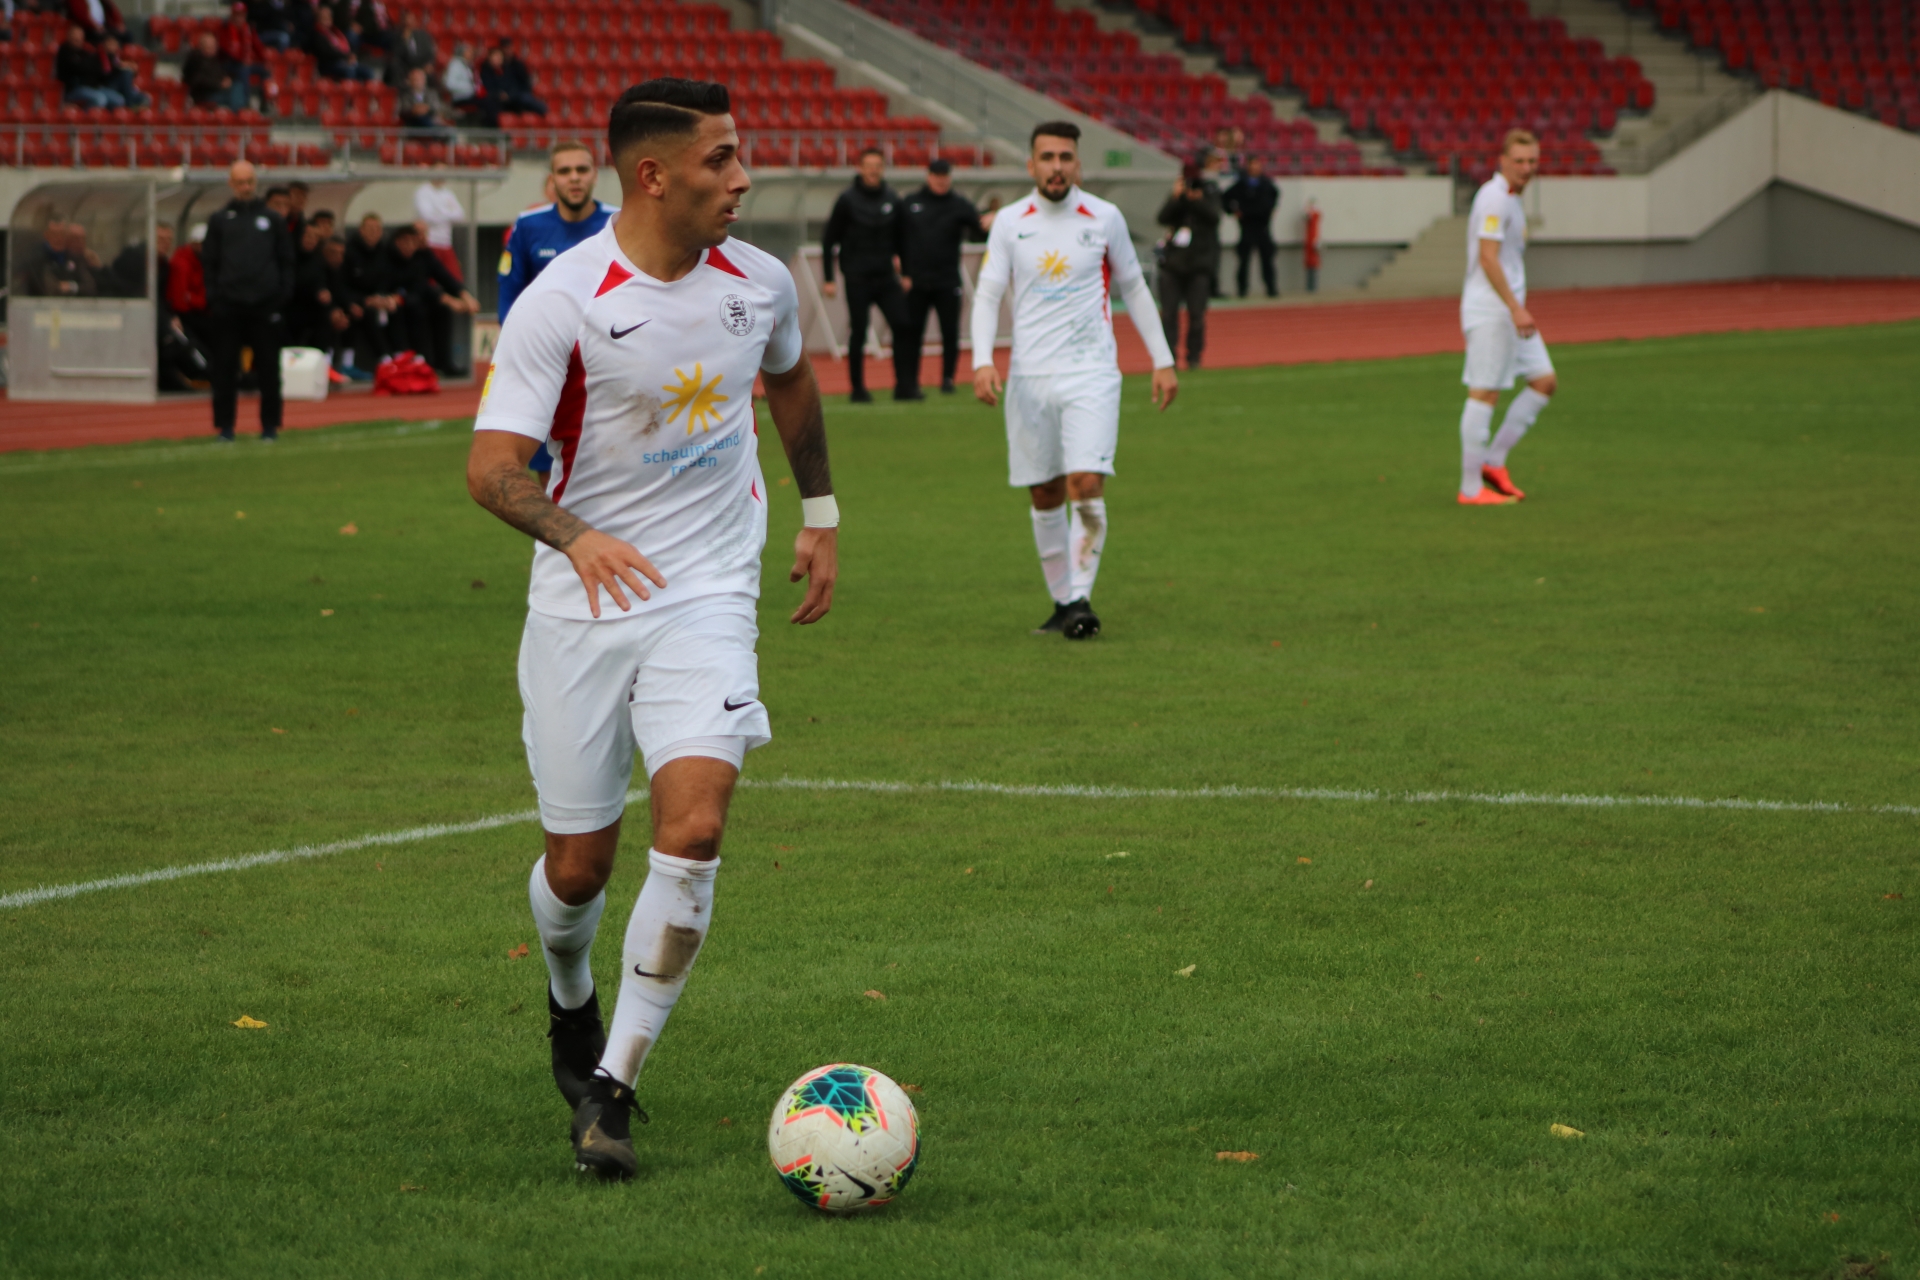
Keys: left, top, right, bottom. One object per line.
{"left": 1457, "top": 488, "right": 1516, "bottom": 506}
{"left": 1481, "top": 465, "right": 1525, "bottom": 499}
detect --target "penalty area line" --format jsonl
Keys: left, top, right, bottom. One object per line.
{"left": 4, "top": 778, "right": 1913, "bottom": 912}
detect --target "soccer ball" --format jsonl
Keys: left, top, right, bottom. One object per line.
{"left": 767, "top": 1063, "right": 920, "bottom": 1214}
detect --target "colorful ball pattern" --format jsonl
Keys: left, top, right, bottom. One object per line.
{"left": 767, "top": 1063, "right": 920, "bottom": 1214}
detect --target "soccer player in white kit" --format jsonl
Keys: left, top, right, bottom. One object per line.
{"left": 1457, "top": 129, "right": 1557, "bottom": 505}
{"left": 971, "top": 121, "right": 1178, "bottom": 639}
{"left": 465, "top": 79, "right": 839, "bottom": 1181}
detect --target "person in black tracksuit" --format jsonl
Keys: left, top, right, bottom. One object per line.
{"left": 385, "top": 223, "right": 479, "bottom": 375}
{"left": 202, "top": 161, "right": 295, "bottom": 439}
{"left": 822, "top": 148, "right": 916, "bottom": 402}
{"left": 900, "top": 158, "right": 992, "bottom": 395}
{"left": 1222, "top": 154, "right": 1280, "bottom": 299}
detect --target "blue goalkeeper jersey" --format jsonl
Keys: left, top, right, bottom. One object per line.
{"left": 495, "top": 199, "right": 617, "bottom": 319}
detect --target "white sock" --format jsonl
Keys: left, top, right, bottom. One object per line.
{"left": 596, "top": 849, "right": 718, "bottom": 1087}
{"left": 528, "top": 855, "right": 604, "bottom": 1010}
{"left": 1030, "top": 506, "right": 1071, "bottom": 605}
{"left": 1459, "top": 399, "right": 1495, "bottom": 495}
{"left": 1489, "top": 387, "right": 1549, "bottom": 467}
{"left": 1068, "top": 498, "right": 1107, "bottom": 602}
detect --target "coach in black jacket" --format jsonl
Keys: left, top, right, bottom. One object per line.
{"left": 821, "top": 148, "right": 917, "bottom": 402}
{"left": 1222, "top": 155, "right": 1280, "bottom": 299}
{"left": 901, "top": 158, "right": 992, "bottom": 395}
{"left": 202, "top": 160, "right": 295, "bottom": 440}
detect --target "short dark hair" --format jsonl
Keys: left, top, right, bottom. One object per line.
{"left": 288, "top": 180, "right": 310, "bottom": 194}
{"left": 312, "top": 208, "right": 336, "bottom": 223}
{"left": 391, "top": 223, "right": 420, "bottom": 239}
{"left": 858, "top": 146, "right": 885, "bottom": 163}
{"left": 608, "top": 78, "right": 731, "bottom": 166}
{"left": 265, "top": 185, "right": 291, "bottom": 199}
{"left": 1030, "top": 120, "right": 1081, "bottom": 148}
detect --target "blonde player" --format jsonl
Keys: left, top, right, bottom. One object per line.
{"left": 971, "top": 121, "right": 1178, "bottom": 639}
{"left": 1457, "top": 129, "right": 1556, "bottom": 504}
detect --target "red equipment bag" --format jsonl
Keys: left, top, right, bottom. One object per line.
{"left": 373, "top": 351, "right": 441, "bottom": 396}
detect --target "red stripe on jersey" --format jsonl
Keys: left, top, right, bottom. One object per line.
{"left": 1101, "top": 256, "right": 1112, "bottom": 320}
{"left": 705, "top": 246, "right": 747, "bottom": 278}
{"left": 594, "top": 262, "right": 632, "bottom": 297}
{"left": 751, "top": 479, "right": 760, "bottom": 502}
{"left": 1076, "top": 203, "right": 1094, "bottom": 217}
{"left": 1019, "top": 202, "right": 1037, "bottom": 217}
{"left": 549, "top": 344, "right": 589, "bottom": 502}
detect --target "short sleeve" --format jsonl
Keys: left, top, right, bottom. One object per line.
{"left": 1103, "top": 207, "right": 1147, "bottom": 286}
{"left": 473, "top": 279, "right": 581, "bottom": 442}
{"left": 1472, "top": 190, "right": 1506, "bottom": 241}
{"left": 759, "top": 260, "right": 804, "bottom": 376}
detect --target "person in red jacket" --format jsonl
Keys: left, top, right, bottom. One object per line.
{"left": 1302, "top": 197, "right": 1322, "bottom": 294}
{"left": 219, "top": 1, "right": 269, "bottom": 107}
{"left": 67, "top": 0, "right": 130, "bottom": 43}
{"left": 168, "top": 224, "right": 210, "bottom": 342}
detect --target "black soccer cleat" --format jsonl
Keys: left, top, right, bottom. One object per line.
{"left": 1060, "top": 598, "right": 1101, "bottom": 641}
{"left": 547, "top": 987, "right": 606, "bottom": 1111}
{"left": 1031, "top": 601, "right": 1074, "bottom": 635}
{"left": 849, "top": 388, "right": 874, "bottom": 404}
{"left": 571, "top": 1072, "right": 648, "bottom": 1181}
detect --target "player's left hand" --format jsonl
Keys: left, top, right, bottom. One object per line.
{"left": 789, "top": 526, "right": 837, "bottom": 625}
{"left": 1151, "top": 365, "right": 1179, "bottom": 411}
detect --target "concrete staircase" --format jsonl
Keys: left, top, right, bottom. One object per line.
{"left": 1529, "top": 0, "right": 1758, "bottom": 173}
{"left": 1357, "top": 215, "right": 1467, "bottom": 297}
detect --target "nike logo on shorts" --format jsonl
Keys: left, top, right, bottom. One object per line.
{"left": 723, "top": 696, "right": 756, "bottom": 711}
{"left": 610, "top": 320, "right": 651, "bottom": 339}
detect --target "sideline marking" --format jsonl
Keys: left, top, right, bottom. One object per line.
{"left": 4, "top": 777, "right": 1914, "bottom": 912}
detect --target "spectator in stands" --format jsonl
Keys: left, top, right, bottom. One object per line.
{"left": 1156, "top": 164, "right": 1220, "bottom": 370}
{"left": 1222, "top": 154, "right": 1278, "bottom": 299}
{"left": 353, "top": 0, "right": 392, "bottom": 56}
{"left": 1302, "top": 197, "right": 1321, "bottom": 294}
{"left": 202, "top": 158, "right": 294, "bottom": 441}
{"left": 385, "top": 10, "right": 433, "bottom": 89}
{"left": 288, "top": 220, "right": 332, "bottom": 347}
{"left": 56, "top": 23, "right": 122, "bottom": 108}
{"left": 822, "top": 146, "right": 916, "bottom": 402}
{"left": 184, "top": 31, "right": 248, "bottom": 109}
{"left": 248, "top": 0, "right": 298, "bottom": 52}
{"left": 220, "top": 2, "right": 270, "bottom": 108}
{"left": 318, "top": 234, "right": 366, "bottom": 376}
{"left": 900, "top": 157, "right": 990, "bottom": 396}
{"left": 413, "top": 176, "right": 465, "bottom": 282}
{"left": 285, "top": 180, "right": 310, "bottom": 240}
{"left": 106, "top": 220, "right": 167, "bottom": 297}
{"left": 386, "top": 222, "right": 476, "bottom": 374}
{"left": 66, "top": 0, "right": 128, "bottom": 44}
{"left": 308, "top": 208, "right": 335, "bottom": 240}
{"left": 28, "top": 219, "right": 99, "bottom": 297}
{"left": 169, "top": 223, "right": 210, "bottom": 341}
{"left": 480, "top": 41, "right": 545, "bottom": 119}
{"left": 307, "top": 5, "right": 373, "bottom": 82}
{"left": 396, "top": 65, "right": 449, "bottom": 136}
{"left": 442, "top": 41, "right": 478, "bottom": 119}
{"left": 344, "top": 211, "right": 401, "bottom": 364}
{"left": 98, "top": 36, "right": 148, "bottom": 107}
{"left": 144, "top": 223, "right": 213, "bottom": 391}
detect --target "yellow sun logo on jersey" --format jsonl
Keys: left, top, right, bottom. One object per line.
{"left": 1037, "top": 250, "right": 1070, "bottom": 282}
{"left": 663, "top": 363, "right": 729, "bottom": 434}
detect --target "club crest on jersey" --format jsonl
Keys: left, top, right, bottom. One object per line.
{"left": 1076, "top": 229, "right": 1101, "bottom": 249}
{"left": 719, "top": 294, "right": 755, "bottom": 338}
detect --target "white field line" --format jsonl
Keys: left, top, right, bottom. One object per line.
{"left": 3, "top": 776, "right": 1914, "bottom": 912}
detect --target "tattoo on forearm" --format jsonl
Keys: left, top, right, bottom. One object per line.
{"left": 478, "top": 462, "right": 593, "bottom": 550}
{"left": 782, "top": 403, "right": 834, "bottom": 499}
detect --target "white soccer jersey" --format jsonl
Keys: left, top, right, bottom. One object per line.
{"left": 971, "top": 184, "right": 1174, "bottom": 376}
{"left": 1462, "top": 173, "right": 1528, "bottom": 329}
{"left": 475, "top": 225, "right": 804, "bottom": 621}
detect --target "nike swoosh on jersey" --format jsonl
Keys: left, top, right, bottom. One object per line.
{"left": 1016, "top": 231, "right": 1037, "bottom": 238}
{"left": 723, "top": 696, "right": 756, "bottom": 711}
{"left": 610, "top": 320, "right": 652, "bottom": 339}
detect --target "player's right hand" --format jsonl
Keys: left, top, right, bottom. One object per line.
{"left": 973, "top": 364, "right": 1002, "bottom": 408}
{"left": 1511, "top": 305, "right": 1538, "bottom": 338}
{"left": 821, "top": 280, "right": 837, "bottom": 298}
{"left": 564, "top": 530, "right": 666, "bottom": 618}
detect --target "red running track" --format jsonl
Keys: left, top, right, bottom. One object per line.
{"left": 4, "top": 278, "right": 1916, "bottom": 453}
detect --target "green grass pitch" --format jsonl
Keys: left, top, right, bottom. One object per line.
{"left": 1, "top": 323, "right": 1916, "bottom": 1278}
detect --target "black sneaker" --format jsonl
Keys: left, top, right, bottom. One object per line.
{"left": 1061, "top": 598, "right": 1101, "bottom": 641}
{"left": 571, "top": 1071, "right": 647, "bottom": 1181}
{"left": 893, "top": 387, "right": 925, "bottom": 401}
{"left": 939, "top": 379, "right": 956, "bottom": 394}
{"left": 547, "top": 987, "right": 606, "bottom": 1110}
{"left": 849, "top": 388, "right": 873, "bottom": 404}
{"left": 1030, "top": 601, "right": 1073, "bottom": 635}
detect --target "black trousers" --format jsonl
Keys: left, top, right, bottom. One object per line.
{"left": 393, "top": 292, "right": 455, "bottom": 371}
{"left": 906, "top": 283, "right": 964, "bottom": 385}
{"left": 1158, "top": 266, "right": 1212, "bottom": 366}
{"left": 209, "top": 301, "right": 284, "bottom": 435}
{"left": 844, "top": 272, "right": 916, "bottom": 393}
{"left": 1236, "top": 230, "right": 1277, "bottom": 297}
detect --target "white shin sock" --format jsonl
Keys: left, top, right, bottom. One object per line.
{"left": 596, "top": 849, "right": 718, "bottom": 1086}
{"left": 528, "top": 856, "right": 605, "bottom": 1010}
{"left": 1459, "top": 399, "right": 1495, "bottom": 495}
{"left": 1489, "top": 387, "right": 1550, "bottom": 467}
{"left": 1030, "top": 506, "right": 1071, "bottom": 605}
{"left": 1068, "top": 498, "right": 1107, "bottom": 602}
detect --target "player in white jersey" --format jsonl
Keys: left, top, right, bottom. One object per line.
{"left": 1456, "top": 128, "right": 1557, "bottom": 505}
{"left": 971, "top": 120, "right": 1178, "bottom": 640}
{"left": 465, "top": 79, "right": 839, "bottom": 1181}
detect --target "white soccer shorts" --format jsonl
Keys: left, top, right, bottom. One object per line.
{"left": 1462, "top": 318, "right": 1555, "bottom": 389}
{"left": 1004, "top": 368, "right": 1122, "bottom": 487}
{"left": 517, "top": 592, "right": 771, "bottom": 834}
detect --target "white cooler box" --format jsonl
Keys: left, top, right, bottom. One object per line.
{"left": 280, "top": 347, "right": 330, "bottom": 401}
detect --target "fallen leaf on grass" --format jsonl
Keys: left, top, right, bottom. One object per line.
{"left": 1363, "top": 879, "right": 1374, "bottom": 889}
{"left": 507, "top": 943, "right": 530, "bottom": 960}
{"left": 1297, "top": 857, "right": 1312, "bottom": 865}
{"left": 232, "top": 1015, "right": 268, "bottom": 1029}
{"left": 271, "top": 728, "right": 286, "bottom": 735}
{"left": 339, "top": 523, "right": 358, "bottom": 535}
{"left": 471, "top": 579, "right": 486, "bottom": 590}
{"left": 902, "top": 1084, "right": 924, "bottom": 1095}
{"left": 320, "top": 608, "right": 334, "bottom": 616}
{"left": 400, "top": 1183, "right": 422, "bottom": 1193}
{"left": 1549, "top": 1124, "right": 1584, "bottom": 1139}
{"left": 234, "top": 511, "right": 247, "bottom": 520}
{"left": 1824, "top": 1212, "right": 1840, "bottom": 1223}
{"left": 864, "top": 990, "right": 887, "bottom": 1001}
{"left": 777, "top": 477, "right": 791, "bottom": 486}
{"left": 1885, "top": 893, "right": 1904, "bottom": 900}
{"left": 964, "top": 867, "right": 974, "bottom": 875}
{"left": 1215, "top": 1151, "right": 1258, "bottom": 1163}
{"left": 719, "top": 1117, "right": 733, "bottom": 1127}
{"left": 1175, "top": 964, "right": 1197, "bottom": 978}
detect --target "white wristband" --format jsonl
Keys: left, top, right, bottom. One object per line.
{"left": 801, "top": 495, "right": 840, "bottom": 528}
